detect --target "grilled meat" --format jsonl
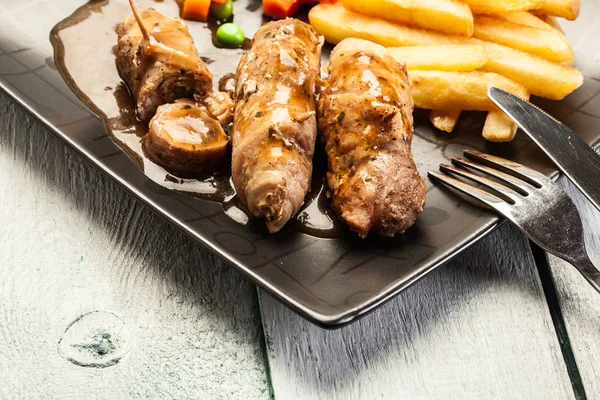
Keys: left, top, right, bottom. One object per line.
{"left": 232, "top": 19, "right": 322, "bottom": 233}
{"left": 318, "top": 38, "right": 426, "bottom": 237}
{"left": 144, "top": 101, "right": 229, "bottom": 174}
{"left": 198, "top": 91, "right": 234, "bottom": 126}
{"left": 117, "top": 1, "right": 233, "bottom": 123}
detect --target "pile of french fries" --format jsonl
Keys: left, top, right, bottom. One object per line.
{"left": 309, "top": 0, "right": 584, "bottom": 142}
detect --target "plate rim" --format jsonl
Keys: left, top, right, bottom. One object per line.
{"left": 0, "top": 80, "right": 508, "bottom": 328}
{"left": 2, "top": 21, "right": 596, "bottom": 326}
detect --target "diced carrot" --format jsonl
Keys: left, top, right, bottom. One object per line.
{"left": 262, "top": 0, "right": 299, "bottom": 19}
{"left": 181, "top": 0, "right": 211, "bottom": 21}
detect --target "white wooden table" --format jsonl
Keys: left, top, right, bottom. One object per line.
{"left": 2, "top": 90, "right": 600, "bottom": 399}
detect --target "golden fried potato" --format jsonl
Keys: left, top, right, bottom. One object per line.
{"left": 539, "top": 14, "right": 566, "bottom": 34}
{"left": 536, "top": 0, "right": 580, "bottom": 20}
{"left": 482, "top": 110, "right": 518, "bottom": 142}
{"left": 388, "top": 45, "right": 487, "bottom": 71}
{"left": 308, "top": 3, "right": 468, "bottom": 47}
{"left": 340, "top": 0, "right": 474, "bottom": 36}
{"left": 498, "top": 11, "right": 552, "bottom": 29}
{"left": 459, "top": 0, "right": 543, "bottom": 14}
{"left": 496, "top": 13, "right": 572, "bottom": 64}
{"left": 308, "top": 0, "right": 583, "bottom": 142}
{"left": 473, "top": 15, "right": 574, "bottom": 63}
{"left": 479, "top": 41, "right": 583, "bottom": 100}
{"left": 409, "top": 70, "right": 529, "bottom": 111}
{"left": 430, "top": 109, "right": 462, "bottom": 132}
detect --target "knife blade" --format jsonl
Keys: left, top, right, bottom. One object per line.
{"left": 488, "top": 87, "right": 600, "bottom": 213}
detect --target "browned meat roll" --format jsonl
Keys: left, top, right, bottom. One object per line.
{"left": 232, "top": 19, "right": 323, "bottom": 233}
{"left": 318, "top": 38, "right": 426, "bottom": 238}
{"left": 117, "top": 1, "right": 230, "bottom": 123}
{"left": 144, "top": 101, "right": 229, "bottom": 174}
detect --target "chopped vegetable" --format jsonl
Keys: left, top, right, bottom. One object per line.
{"left": 211, "top": 0, "right": 228, "bottom": 3}
{"left": 181, "top": 0, "right": 211, "bottom": 22}
{"left": 216, "top": 22, "right": 245, "bottom": 47}
{"left": 263, "top": 0, "right": 299, "bottom": 19}
{"left": 210, "top": 0, "right": 234, "bottom": 20}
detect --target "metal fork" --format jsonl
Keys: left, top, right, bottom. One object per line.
{"left": 429, "top": 149, "right": 600, "bottom": 294}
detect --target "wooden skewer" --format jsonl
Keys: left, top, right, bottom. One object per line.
{"left": 128, "top": 0, "right": 150, "bottom": 41}
{"left": 127, "top": 0, "right": 204, "bottom": 76}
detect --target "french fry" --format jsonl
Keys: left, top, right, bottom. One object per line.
{"left": 498, "top": 11, "right": 553, "bottom": 30}
{"left": 309, "top": 2, "right": 582, "bottom": 99}
{"left": 540, "top": 14, "right": 566, "bottom": 34}
{"left": 479, "top": 41, "right": 583, "bottom": 100}
{"left": 458, "top": 0, "right": 543, "bottom": 14}
{"left": 482, "top": 110, "right": 518, "bottom": 142}
{"left": 409, "top": 70, "right": 529, "bottom": 111}
{"left": 308, "top": 3, "right": 469, "bottom": 47}
{"left": 340, "top": 0, "right": 474, "bottom": 36}
{"left": 473, "top": 15, "right": 574, "bottom": 63}
{"left": 308, "top": 0, "right": 583, "bottom": 141}
{"left": 536, "top": 0, "right": 580, "bottom": 20}
{"left": 430, "top": 109, "right": 462, "bottom": 132}
{"left": 494, "top": 13, "right": 573, "bottom": 65}
{"left": 388, "top": 45, "right": 487, "bottom": 71}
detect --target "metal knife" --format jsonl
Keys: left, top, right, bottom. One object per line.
{"left": 488, "top": 87, "right": 600, "bottom": 213}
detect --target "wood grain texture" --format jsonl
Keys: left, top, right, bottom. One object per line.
{"left": 0, "top": 95, "right": 269, "bottom": 399}
{"left": 548, "top": 178, "right": 600, "bottom": 398}
{"left": 260, "top": 223, "right": 575, "bottom": 400}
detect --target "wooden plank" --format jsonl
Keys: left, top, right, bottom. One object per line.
{"left": 537, "top": 7, "right": 600, "bottom": 397}
{"left": 260, "top": 223, "right": 575, "bottom": 400}
{"left": 0, "top": 95, "right": 270, "bottom": 399}
{"left": 547, "top": 178, "right": 600, "bottom": 399}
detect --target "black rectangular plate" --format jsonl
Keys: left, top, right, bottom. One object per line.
{"left": 1, "top": 0, "right": 599, "bottom": 327}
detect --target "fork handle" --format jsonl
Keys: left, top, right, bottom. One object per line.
{"left": 571, "top": 254, "right": 600, "bottom": 294}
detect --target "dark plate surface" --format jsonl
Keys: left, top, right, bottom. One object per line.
{"left": 1, "top": 0, "right": 599, "bottom": 328}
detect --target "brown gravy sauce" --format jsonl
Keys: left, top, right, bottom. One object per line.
{"left": 50, "top": 0, "right": 341, "bottom": 238}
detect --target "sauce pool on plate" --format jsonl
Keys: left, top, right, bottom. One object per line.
{"left": 50, "top": 0, "right": 341, "bottom": 237}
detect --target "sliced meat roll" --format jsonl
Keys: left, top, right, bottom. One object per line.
{"left": 232, "top": 19, "right": 322, "bottom": 233}
{"left": 318, "top": 38, "right": 426, "bottom": 237}
{"left": 116, "top": 2, "right": 213, "bottom": 122}
{"left": 144, "top": 101, "right": 229, "bottom": 174}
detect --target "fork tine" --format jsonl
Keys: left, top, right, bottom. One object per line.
{"left": 428, "top": 171, "right": 506, "bottom": 209}
{"left": 440, "top": 164, "right": 521, "bottom": 204}
{"left": 452, "top": 157, "right": 532, "bottom": 196}
{"left": 464, "top": 150, "right": 547, "bottom": 188}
